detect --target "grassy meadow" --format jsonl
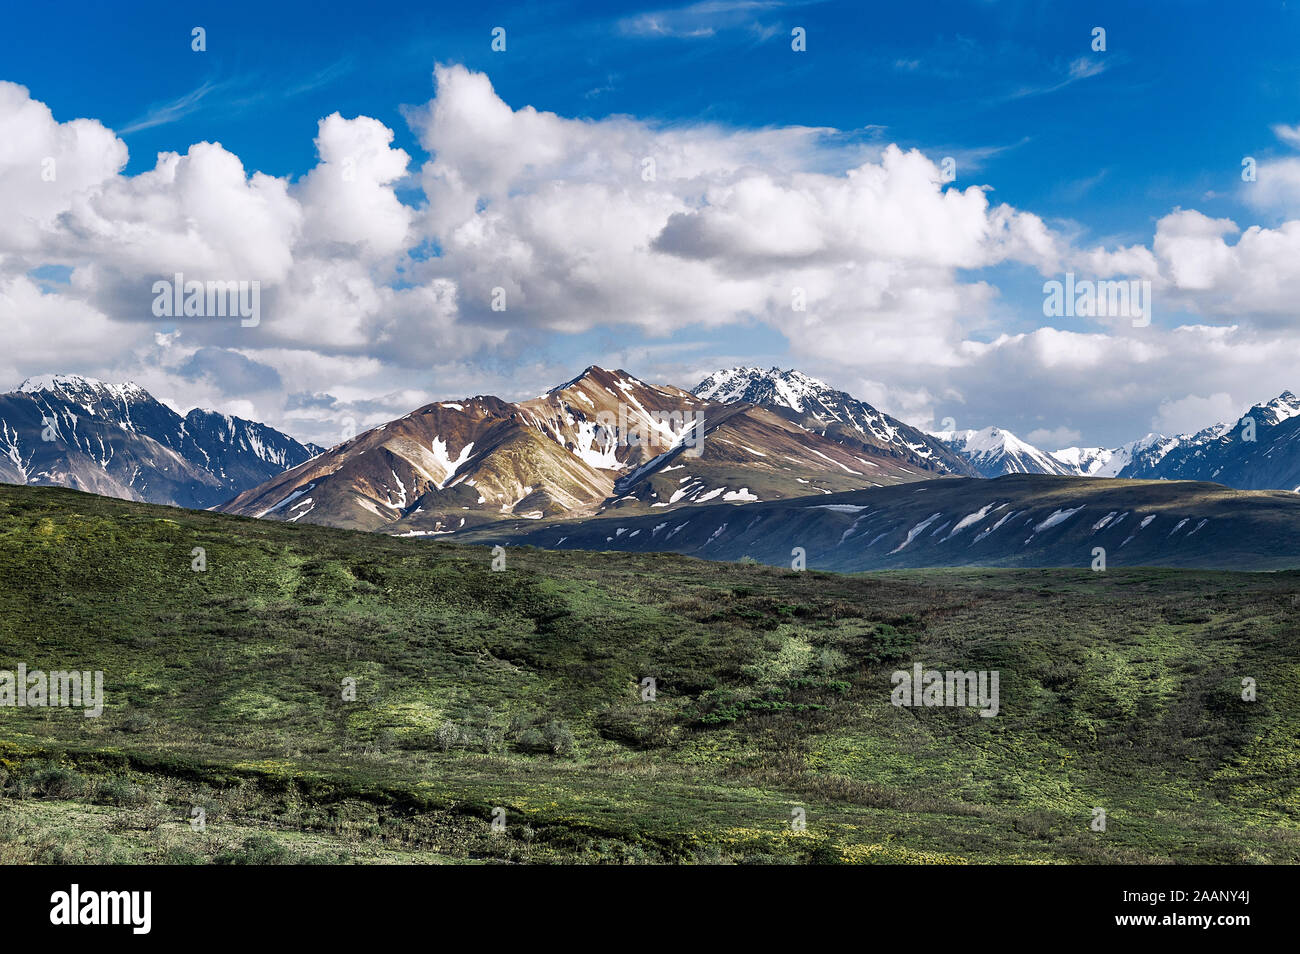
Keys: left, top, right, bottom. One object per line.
{"left": 0, "top": 484, "right": 1297, "bottom": 864}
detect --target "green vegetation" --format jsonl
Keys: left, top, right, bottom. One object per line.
{"left": 1, "top": 484, "right": 1297, "bottom": 864}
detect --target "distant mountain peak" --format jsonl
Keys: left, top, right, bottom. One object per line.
{"left": 692, "top": 366, "right": 833, "bottom": 413}
{"left": 692, "top": 366, "right": 974, "bottom": 476}
{"left": 18, "top": 374, "right": 151, "bottom": 402}
{"left": 1, "top": 376, "right": 318, "bottom": 509}
{"left": 1248, "top": 390, "right": 1300, "bottom": 426}
{"left": 931, "top": 425, "right": 1071, "bottom": 477}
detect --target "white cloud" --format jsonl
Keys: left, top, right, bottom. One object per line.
{"left": 1152, "top": 392, "right": 1243, "bottom": 436}
{"left": 7, "top": 66, "right": 1300, "bottom": 450}
{"left": 1026, "top": 426, "right": 1082, "bottom": 448}
{"left": 1243, "top": 156, "right": 1300, "bottom": 216}
{"left": 0, "top": 81, "right": 127, "bottom": 252}
{"left": 296, "top": 113, "right": 413, "bottom": 257}
{"left": 56, "top": 141, "right": 302, "bottom": 281}
{"left": 407, "top": 64, "right": 1069, "bottom": 377}
{"left": 1147, "top": 209, "right": 1300, "bottom": 321}
{"left": 1272, "top": 123, "right": 1300, "bottom": 150}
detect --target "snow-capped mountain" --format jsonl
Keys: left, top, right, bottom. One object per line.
{"left": 931, "top": 426, "right": 1073, "bottom": 477}
{"left": 958, "top": 391, "right": 1300, "bottom": 490}
{"left": 693, "top": 367, "right": 833, "bottom": 408}
{"left": 1049, "top": 446, "right": 1115, "bottom": 476}
{"left": 1112, "top": 391, "right": 1300, "bottom": 489}
{"left": 0, "top": 375, "right": 321, "bottom": 508}
{"left": 692, "top": 367, "right": 975, "bottom": 476}
{"left": 935, "top": 425, "right": 1186, "bottom": 482}
{"left": 1051, "top": 434, "right": 1168, "bottom": 478}
{"left": 19, "top": 367, "right": 1300, "bottom": 528}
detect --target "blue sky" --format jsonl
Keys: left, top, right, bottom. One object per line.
{"left": 9, "top": 0, "right": 1291, "bottom": 232}
{"left": 4, "top": 0, "right": 1300, "bottom": 447}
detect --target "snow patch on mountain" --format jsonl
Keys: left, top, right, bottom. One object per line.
{"left": 1033, "top": 505, "right": 1085, "bottom": 532}
{"left": 890, "top": 512, "right": 944, "bottom": 553}
{"left": 945, "top": 502, "right": 999, "bottom": 540}
{"left": 430, "top": 438, "right": 474, "bottom": 489}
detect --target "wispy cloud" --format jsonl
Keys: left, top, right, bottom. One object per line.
{"left": 283, "top": 56, "right": 355, "bottom": 98}
{"left": 585, "top": 72, "right": 621, "bottom": 99}
{"left": 619, "top": 1, "right": 786, "bottom": 39}
{"left": 118, "top": 79, "right": 234, "bottom": 135}
{"left": 1055, "top": 168, "right": 1109, "bottom": 202}
{"left": 1005, "top": 56, "right": 1109, "bottom": 100}
{"left": 1271, "top": 122, "right": 1300, "bottom": 150}
{"left": 118, "top": 59, "right": 353, "bottom": 136}
{"left": 940, "top": 136, "right": 1032, "bottom": 174}
{"left": 884, "top": 34, "right": 982, "bottom": 81}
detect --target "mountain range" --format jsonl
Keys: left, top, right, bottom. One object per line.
{"left": 932, "top": 392, "right": 1300, "bottom": 489}
{"left": 217, "top": 366, "right": 956, "bottom": 531}
{"left": 689, "top": 370, "right": 1300, "bottom": 496}
{"left": 0, "top": 374, "right": 321, "bottom": 509}
{"left": 1104, "top": 392, "right": 1300, "bottom": 490}
{"left": 691, "top": 367, "right": 975, "bottom": 476}
{"left": 6, "top": 368, "right": 1300, "bottom": 550}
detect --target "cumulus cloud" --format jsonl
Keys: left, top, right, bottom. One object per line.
{"left": 296, "top": 113, "right": 413, "bottom": 257}
{"left": 0, "top": 81, "right": 127, "bottom": 252}
{"left": 58, "top": 141, "right": 301, "bottom": 281}
{"left": 1238, "top": 123, "right": 1300, "bottom": 216}
{"left": 7, "top": 65, "right": 1300, "bottom": 448}
{"left": 1143, "top": 209, "right": 1300, "bottom": 322}
{"left": 1243, "top": 157, "right": 1300, "bottom": 215}
{"left": 407, "top": 64, "right": 1069, "bottom": 379}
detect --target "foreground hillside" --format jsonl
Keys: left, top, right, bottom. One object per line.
{"left": 1, "top": 485, "right": 1297, "bottom": 864}
{"left": 469, "top": 474, "right": 1300, "bottom": 572}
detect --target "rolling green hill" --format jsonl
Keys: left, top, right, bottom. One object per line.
{"left": 1, "top": 484, "right": 1297, "bottom": 864}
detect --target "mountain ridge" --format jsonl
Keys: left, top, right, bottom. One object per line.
{"left": 465, "top": 473, "right": 1300, "bottom": 572}
{"left": 692, "top": 366, "right": 976, "bottom": 477}
{"left": 218, "top": 365, "right": 962, "bottom": 531}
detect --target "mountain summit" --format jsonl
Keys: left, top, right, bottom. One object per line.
{"left": 932, "top": 426, "right": 1073, "bottom": 477}
{"left": 692, "top": 367, "right": 975, "bottom": 476}
{"left": 1115, "top": 391, "right": 1300, "bottom": 489}
{"left": 935, "top": 390, "right": 1300, "bottom": 489}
